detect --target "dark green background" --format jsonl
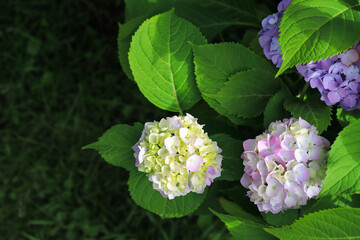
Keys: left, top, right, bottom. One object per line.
{"left": 1, "top": 0, "right": 228, "bottom": 239}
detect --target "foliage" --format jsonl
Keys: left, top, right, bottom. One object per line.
{"left": 21, "top": 0, "right": 360, "bottom": 238}
{"left": 319, "top": 119, "right": 360, "bottom": 197}
{"left": 265, "top": 208, "right": 360, "bottom": 239}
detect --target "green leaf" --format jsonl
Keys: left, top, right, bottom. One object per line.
{"left": 284, "top": 95, "right": 332, "bottom": 134}
{"left": 265, "top": 208, "right": 360, "bottom": 239}
{"left": 192, "top": 43, "right": 274, "bottom": 122}
{"left": 219, "top": 198, "right": 264, "bottom": 224}
{"left": 82, "top": 123, "right": 143, "bottom": 171}
{"left": 129, "top": 10, "right": 206, "bottom": 113}
{"left": 319, "top": 119, "right": 360, "bottom": 197}
{"left": 124, "top": 0, "right": 174, "bottom": 21}
{"left": 118, "top": 17, "right": 146, "bottom": 80}
{"left": 128, "top": 170, "right": 206, "bottom": 218}
{"left": 227, "top": 114, "right": 264, "bottom": 129}
{"left": 263, "top": 88, "right": 292, "bottom": 128}
{"left": 277, "top": 0, "right": 360, "bottom": 76}
{"left": 211, "top": 209, "right": 276, "bottom": 240}
{"left": 261, "top": 209, "right": 299, "bottom": 227}
{"left": 301, "top": 194, "right": 360, "bottom": 216}
{"left": 175, "top": 0, "right": 259, "bottom": 39}
{"left": 193, "top": 181, "right": 223, "bottom": 215}
{"left": 221, "top": 185, "right": 260, "bottom": 216}
{"left": 125, "top": 0, "right": 259, "bottom": 40}
{"left": 210, "top": 134, "right": 243, "bottom": 181}
{"left": 216, "top": 69, "right": 281, "bottom": 118}
{"left": 187, "top": 101, "right": 239, "bottom": 136}
{"left": 336, "top": 108, "right": 360, "bottom": 127}
{"left": 120, "top": 1, "right": 259, "bottom": 80}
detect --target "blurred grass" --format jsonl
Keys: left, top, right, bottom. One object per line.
{"left": 1, "top": 0, "right": 228, "bottom": 239}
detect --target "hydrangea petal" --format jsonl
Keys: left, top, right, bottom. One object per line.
{"left": 186, "top": 154, "right": 203, "bottom": 172}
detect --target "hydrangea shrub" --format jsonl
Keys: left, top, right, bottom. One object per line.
{"left": 85, "top": 0, "right": 360, "bottom": 238}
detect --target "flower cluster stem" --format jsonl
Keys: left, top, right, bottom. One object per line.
{"left": 300, "top": 82, "right": 310, "bottom": 101}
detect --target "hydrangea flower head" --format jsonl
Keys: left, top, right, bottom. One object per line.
{"left": 240, "top": 118, "right": 329, "bottom": 214}
{"left": 258, "top": 0, "right": 292, "bottom": 68}
{"left": 133, "top": 114, "right": 222, "bottom": 199}
{"left": 296, "top": 42, "right": 360, "bottom": 110}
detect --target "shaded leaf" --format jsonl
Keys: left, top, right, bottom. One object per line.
{"left": 192, "top": 42, "right": 274, "bottom": 123}
{"left": 211, "top": 209, "right": 276, "bottom": 240}
{"left": 284, "top": 95, "right": 332, "bottom": 134}
{"left": 336, "top": 108, "right": 360, "bottom": 127}
{"left": 301, "top": 194, "right": 360, "bottom": 216}
{"left": 265, "top": 208, "right": 360, "bottom": 240}
{"left": 219, "top": 198, "right": 264, "bottom": 224}
{"left": 261, "top": 209, "right": 299, "bottom": 227}
{"left": 118, "top": 17, "right": 146, "bottom": 80}
{"left": 216, "top": 69, "right": 281, "bottom": 118}
{"left": 211, "top": 134, "right": 243, "bottom": 181}
{"left": 319, "top": 119, "right": 360, "bottom": 197}
{"left": 128, "top": 170, "right": 206, "bottom": 218}
{"left": 263, "top": 88, "right": 292, "bottom": 128}
{"left": 82, "top": 123, "right": 143, "bottom": 171}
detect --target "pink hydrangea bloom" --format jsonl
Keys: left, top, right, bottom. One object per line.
{"left": 240, "top": 118, "right": 329, "bottom": 214}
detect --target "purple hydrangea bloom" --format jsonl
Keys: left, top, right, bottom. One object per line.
{"left": 240, "top": 118, "right": 329, "bottom": 214}
{"left": 258, "top": 0, "right": 292, "bottom": 68}
{"left": 296, "top": 42, "right": 360, "bottom": 110}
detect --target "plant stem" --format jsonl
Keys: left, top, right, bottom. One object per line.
{"left": 300, "top": 82, "right": 310, "bottom": 101}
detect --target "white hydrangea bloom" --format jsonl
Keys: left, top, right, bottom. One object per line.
{"left": 133, "top": 114, "right": 222, "bottom": 199}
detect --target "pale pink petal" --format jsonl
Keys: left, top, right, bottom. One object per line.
{"left": 243, "top": 139, "right": 257, "bottom": 151}
{"left": 306, "top": 185, "right": 320, "bottom": 198}
{"left": 137, "top": 147, "right": 146, "bottom": 166}
{"left": 308, "top": 132, "right": 323, "bottom": 146}
{"left": 281, "top": 134, "right": 296, "bottom": 151}
{"left": 299, "top": 117, "right": 311, "bottom": 129}
{"left": 293, "top": 163, "right": 310, "bottom": 183}
{"left": 266, "top": 177, "right": 283, "bottom": 197}
{"left": 279, "top": 149, "right": 295, "bottom": 163}
{"left": 284, "top": 192, "right": 297, "bottom": 208}
{"left": 264, "top": 155, "right": 278, "bottom": 172}
{"left": 308, "top": 148, "right": 322, "bottom": 160}
{"left": 186, "top": 154, "right": 203, "bottom": 172}
{"left": 241, "top": 173, "right": 250, "bottom": 188}
{"left": 341, "top": 48, "right": 360, "bottom": 67}
{"left": 257, "top": 138, "right": 269, "bottom": 153}
{"left": 257, "top": 160, "right": 268, "bottom": 176}
{"left": 164, "top": 136, "right": 180, "bottom": 155}
{"left": 294, "top": 148, "right": 308, "bottom": 163}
